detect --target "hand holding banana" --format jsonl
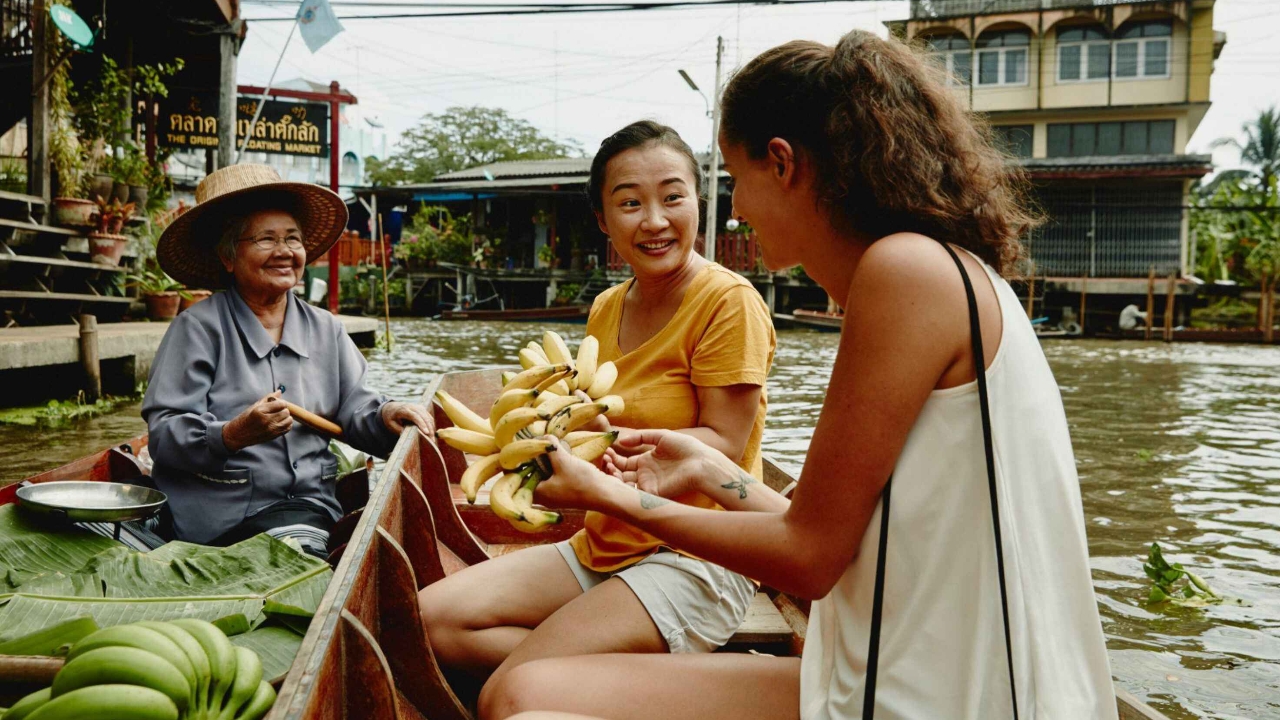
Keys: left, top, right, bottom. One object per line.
{"left": 0, "top": 618, "right": 275, "bottom": 720}
{"left": 433, "top": 330, "right": 625, "bottom": 533}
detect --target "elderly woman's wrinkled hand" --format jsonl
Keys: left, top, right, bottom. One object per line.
{"left": 223, "top": 391, "right": 292, "bottom": 453}
{"left": 380, "top": 401, "right": 435, "bottom": 438}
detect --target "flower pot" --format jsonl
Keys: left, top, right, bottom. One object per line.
{"left": 128, "top": 185, "right": 148, "bottom": 209}
{"left": 89, "top": 173, "right": 114, "bottom": 202}
{"left": 143, "top": 291, "right": 181, "bottom": 321}
{"left": 111, "top": 181, "right": 129, "bottom": 203}
{"left": 178, "top": 289, "right": 213, "bottom": 312}
{"left": 88, "top": 232, "right": 129, "bottom": 266}
{"left": 51, "top": 198, "right": 97, "bottom": 230}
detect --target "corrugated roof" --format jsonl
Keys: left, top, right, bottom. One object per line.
{"left": 1019, "top": 154, "right": 1212, "bottom": 169}
{"left": 437, "top": 158, "right": 593, "bottom": 181}
{"left": 1020, "top": 154, "right": 1212, "bottom": 178}
{"left": 420, "top": 175, "right": 588, "bottom": 191}
{"left": 275, "top": 78, "right": 334, "bottom": 94}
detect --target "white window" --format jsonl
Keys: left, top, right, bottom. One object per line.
{"left": 1057, "top": 25, "right": 1110, "bottom": 82}
{"left": 341, "top": 152, "right": 360, "bottom": 183}
{"left": 926, "top": 33, "right": 972, "bottom": 86}
{"left": 976, "top": 30, "right": 1030, "bottom": 87}
{"left": 1114, "top": 20, "right": 1172, "bottom": 79}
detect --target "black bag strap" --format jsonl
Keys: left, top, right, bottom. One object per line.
{"left": 861, "top": 243, "right": 1019, "bottom": 719}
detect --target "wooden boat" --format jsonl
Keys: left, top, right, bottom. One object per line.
{"left": 1, "top": 435, "right": 370, "bottom": 542}
{"left": 0, "top": 434, "right": 370, "bottom": 691}
{"left": 438, "top": 304, "right": 591, "bottom": 323}
{"left": 267, "top": 367, "right": 1172, "bottom": 720}
{"left": 787, "top": 308, "right": 844, "bottom": 332}
{"left": 0, "top": 435, "right": 151, "bottom": 505}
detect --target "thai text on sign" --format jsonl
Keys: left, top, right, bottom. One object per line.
{"left": 158, "top": 92, "right": 330, "bottom": 157}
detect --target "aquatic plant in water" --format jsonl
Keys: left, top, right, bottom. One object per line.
{"left": 1144, "top": 543, "right": 1247, "bottom": 608}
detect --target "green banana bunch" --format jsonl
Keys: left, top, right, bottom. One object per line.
{"left": 23, "top": 685, "right": 179, "bottom": 720}
{"left": 2, "top": 620, "right": 278, "bottom": 720}
{"left": 430, "top": 329, "right": 626, "bottom": 533}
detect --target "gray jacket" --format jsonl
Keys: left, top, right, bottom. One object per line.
{"left": 141, "top": 289, "right": 396, "bottom": 543}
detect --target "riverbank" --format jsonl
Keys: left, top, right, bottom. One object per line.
{"left": 0, "top": 314, "right": 380, "bottom": 406}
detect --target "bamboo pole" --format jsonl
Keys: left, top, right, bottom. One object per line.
{"left": 378, "top": 212, "right": 393, "bottom": 351}
{"left": 1079, "top": 275, "right": 1088, "bottom": 335}
{"left": 1163, "top": 273, "right": 1176, "bottom": 343}
{"left": 1145, "top": 266, "right": 1156, "bottom": 341}
{"left": 1265, "top": 273, "right": 1275, "bottom": 344}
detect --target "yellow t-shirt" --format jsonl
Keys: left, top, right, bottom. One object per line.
{"left": 568, "top": 263, "right": 776, "bottom": 572}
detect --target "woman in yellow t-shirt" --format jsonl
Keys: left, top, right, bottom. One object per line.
{"left": 418, "top": 121, "right": 776, "bottom": 712}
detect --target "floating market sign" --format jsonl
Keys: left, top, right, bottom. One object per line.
{"left": 159, "top": 92, "right": 330, "bottom": 157}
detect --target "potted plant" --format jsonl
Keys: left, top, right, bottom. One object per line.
{"left": 179, "top": 289, "right": 213, "bottom": 312}
{"left": 115, "top": 146, "right": 150, "bottom": 208}
{"left": 128, "top": 265, "right": 185, "bottom": 320}
{"left": 0, "top": 158, "right": 26, "bottom": 194}
{"left": 553, "top": 282, "right": 581, "bottom": 306}
{"left": 393, "top": 232, "right": 439, "bottom": 272}
{"left": 48, "top": 51, "right": 95, "bottom": 228}
{"left": 537, "top": 242, "right": 558, "bottom": 269}
{"left": 88, "top": 196, "right": 134, "bottom": 266}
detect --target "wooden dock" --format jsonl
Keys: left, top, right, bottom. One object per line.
{"left": 0, "top": 314, "right": 379, "bottom": 402}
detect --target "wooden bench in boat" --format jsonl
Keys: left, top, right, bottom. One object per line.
{"left": 264, "top": 367, "right": 1173, "bottom": 720}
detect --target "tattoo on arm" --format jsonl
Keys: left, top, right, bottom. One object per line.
{"left": 639, "top": 490, "right": 671, "bottom": 510}
{"left": 721, "top": 471, "right": 758, "bottom": 500}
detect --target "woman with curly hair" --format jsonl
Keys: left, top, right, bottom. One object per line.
{"left": 481, "top": 28, "right": 1118, "bottom": 720}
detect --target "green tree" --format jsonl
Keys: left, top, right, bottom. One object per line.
{"left": 367, "top": 106, "right": 580, "bottom": 186}
{"left": 1191, "top": 176, "right": 1280, "bottom": 284}
{"left": 1212, "top": 106, "right": 1280, "bottom": 188}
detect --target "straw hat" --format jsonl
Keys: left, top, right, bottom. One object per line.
{"left": 156, "top": 164, "right": 348, "bottom": 289}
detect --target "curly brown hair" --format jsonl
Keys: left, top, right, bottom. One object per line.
{"left": 720, "top": 30, "right": 1040, "bottom": 276}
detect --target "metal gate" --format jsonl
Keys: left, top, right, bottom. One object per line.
{"left": 1029, "top": 181, "right": 1184, "bottom": 277}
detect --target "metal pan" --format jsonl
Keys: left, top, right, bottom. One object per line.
{"left": 16, "top": 481, "right": 167, "bottom": 524}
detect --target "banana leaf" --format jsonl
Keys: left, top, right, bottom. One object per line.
{"left": 0, "top": 505, "right": 121, "bottom": 597}
{"left": 230, "top": 624, "right": 307, "bottom": 684}
{"left": 0, "top": 506, "right": 332, "bottom": 647}
{"left": 0, "top": 594, "right": 266, "bottom": 643}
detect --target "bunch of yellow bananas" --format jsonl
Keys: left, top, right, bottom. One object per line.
{"left": 434, "top": 330, "right": 624, "bottom": 533}
{"left": 1, "top": 619, "right": 275, "bottom": 720}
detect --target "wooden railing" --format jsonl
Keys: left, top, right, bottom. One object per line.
{"left": 312, "top": 231, "right": 391, "bottom": 267}
{"left": 715, "top": 233, "right": 762, "bottom": 273}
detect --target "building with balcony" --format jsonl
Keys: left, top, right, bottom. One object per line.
{"left": 888, "top": 0, "right": 1226, "bottom": 282}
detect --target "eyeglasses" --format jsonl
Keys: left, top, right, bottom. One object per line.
{"left": 239, "top": 235, "right": 305, "bottom": 251}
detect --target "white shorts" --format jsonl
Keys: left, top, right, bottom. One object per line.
{"left": 554, "top": 540, "right": 756, "bottom": 654}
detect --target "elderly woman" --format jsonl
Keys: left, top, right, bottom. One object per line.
{"left": 142, "top": 164, "right": 432, "bottom": 556}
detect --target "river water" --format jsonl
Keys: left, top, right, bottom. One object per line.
{"left": 4, "top": 319, "right": 1279, "bottom": 719}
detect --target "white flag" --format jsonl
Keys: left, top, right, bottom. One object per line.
{"left": 296, "top": 0, "right": 344, "bottom": 53}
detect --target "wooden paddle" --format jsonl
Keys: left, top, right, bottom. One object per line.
{"left": 284, "top": 401, "right": 344, "bottom": 439}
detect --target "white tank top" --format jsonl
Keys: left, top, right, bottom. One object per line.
{"left": 799, "top": 253, "right": 1118, "bottom": 720}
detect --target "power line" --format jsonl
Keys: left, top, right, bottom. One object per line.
{"left": 245, "top": 0, "right": 881, "bottom": 21}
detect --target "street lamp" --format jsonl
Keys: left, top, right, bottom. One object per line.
{"left": 678, "top": 69, "right": 710, "bottom": 117}
{"left": 677, "top": 39, "right": 723, "bottom": 263}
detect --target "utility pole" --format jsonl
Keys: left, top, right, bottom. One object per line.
{"left": 29, "top": 0, "right": 50, "bottom": 203}
{"left": 704, "top": 36, "right": 723, "bottom": 263}
{"left": 218, "top": 20, "right": 243, "bottom": 169}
